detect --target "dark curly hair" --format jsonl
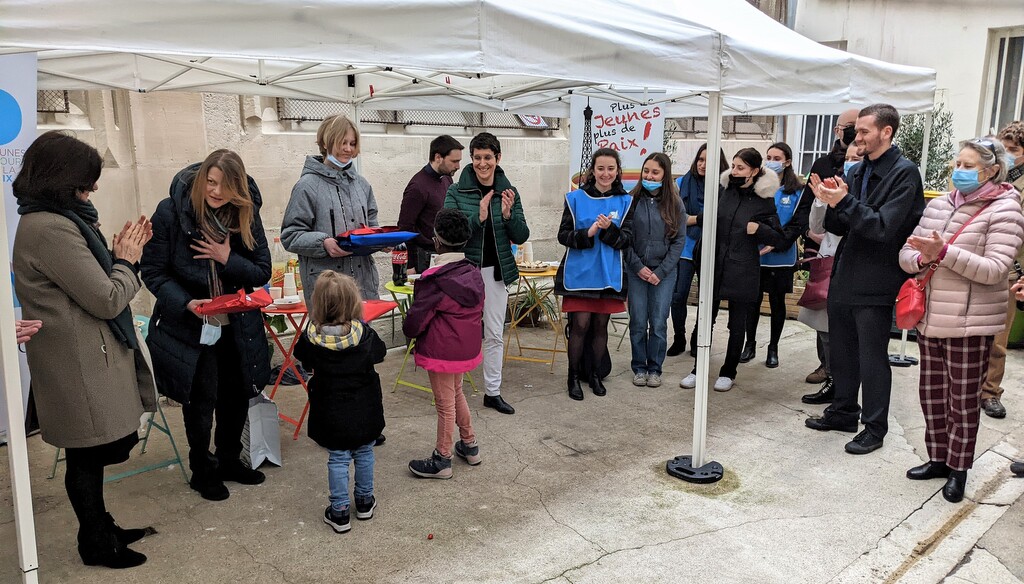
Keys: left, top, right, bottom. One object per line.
{"left": 998, "top": 121, "right": 1024, "bottom": 149}
{"left": 433, "top": 207, "right": 471, "bottom": 251}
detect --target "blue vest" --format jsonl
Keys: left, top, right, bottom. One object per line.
{"left": 760, "top": 187, "right": 802, "bottom": 268}
{"left": 563, "top": 189, "right": 633, "bottom": 292}
{"left": 677, "top": 174, "right": 703, "bottom": 261}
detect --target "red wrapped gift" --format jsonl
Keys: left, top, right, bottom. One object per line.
{"left": 195, "top": 288, "right": 274, "bottom": 316}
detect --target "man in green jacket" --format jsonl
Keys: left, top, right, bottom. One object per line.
{"left": 444, "top": 132, "right": 530, "bottom": 414}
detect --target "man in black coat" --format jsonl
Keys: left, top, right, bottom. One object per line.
{"left": 799, "top": 108, "right": 859, "bottom": 394}
{"left": 804, "top": 104, "right": 925, "bottom": 455}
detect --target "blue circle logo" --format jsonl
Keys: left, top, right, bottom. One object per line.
{"left": 0, "top": 90, "right": 23, "bottom": 145}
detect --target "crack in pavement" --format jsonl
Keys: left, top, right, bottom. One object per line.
{"left": 538, "top": 512, "right": 857, "bottom": 584}
{"left": 825, "top": 495, "right": 932, "bottom": 584}
{"left": 490, "top": 431, "right": 608, "bottom": 558}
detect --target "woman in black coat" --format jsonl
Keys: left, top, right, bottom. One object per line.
{"left": 141, "top": 150, "right": 272, "bottom": 502}
{"left": 680, "top": 148, "right": 785, "bottom": 392}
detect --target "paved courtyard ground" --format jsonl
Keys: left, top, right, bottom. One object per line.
{"left": 1, "top": 314, "right": 1022, "bottom": 583}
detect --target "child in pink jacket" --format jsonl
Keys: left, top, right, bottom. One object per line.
{"left": 403, "top": 209, "right": 485, "bottom": 479}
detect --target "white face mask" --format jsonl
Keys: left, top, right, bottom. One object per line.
{"left": 199, "top": 316, "right": 222, "bottom": 346}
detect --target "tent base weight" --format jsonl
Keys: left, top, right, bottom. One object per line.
{"left": 666, "top": 456, "right": 723, "bottom": 484}
{"left": 888, "top": 354, "right": 918, "bottom": 367}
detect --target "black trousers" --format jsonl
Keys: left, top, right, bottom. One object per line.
{"left": 691, "top": 299, "right": 758, "bottom": 380}
{"left": 824, "top": 302, "right": 893, "bottom": 438}
{"left": 65, "top": 432, "right": 138, "bottom": 541}
{"left": 182, "top": 333, "right": 248, "bottom": 481}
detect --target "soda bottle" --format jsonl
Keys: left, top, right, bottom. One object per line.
{"left": 271, "top": 236, "right": 287, "bottom": 287}
{"left": 392, "top": 243, "right": 408, "bottom": 286}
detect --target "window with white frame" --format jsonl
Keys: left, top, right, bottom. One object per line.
{"left": 983, "top": 27, "right": 1024, "bottom": 135}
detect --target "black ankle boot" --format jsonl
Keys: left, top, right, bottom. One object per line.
{"left": 765, "top": 346, "right": 779, "bottom": 368}
{"left": 739, "top": 343, "right": 756, "bottom": 363}
{"left": 943, "top": 470, "right": 968, "bottom": 503}
{"left": 78, "top": 527, "right": 147, "bottom": 569}
{"left": 666, "top": 337, "right": 686, "bottom": 357}
{"left": 567, "top": 371, "right": 584, "bottom": 401}
{"left": 590, "top": 374, "right": 607, "bottom": 397}
{"left": 106, "top": 513, "right": 150, "bottom": 546}
{"left": 801, "top": 377, "right": 835, "bottom": 404}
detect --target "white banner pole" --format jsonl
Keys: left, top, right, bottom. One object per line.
{"left": 0, "top": 52, "right": 40, "bottom": 584}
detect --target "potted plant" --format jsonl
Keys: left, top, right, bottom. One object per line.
{"left": 508, "top": 285, "right": 558, "bottom": 328}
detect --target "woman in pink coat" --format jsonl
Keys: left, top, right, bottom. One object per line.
{"left": 899, "top": 138, "right": 1024, "bottom": 502}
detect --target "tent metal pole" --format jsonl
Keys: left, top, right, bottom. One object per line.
{"left": 0, "top": 212, "right": 40, "bottom": 583}
{"left": 666, "top": 90, "right": 724, "bottom": 484}
{"left": 919, "top": 110, "right": 934, "bottom": 181}
{"left": 351, "top": 102, "right": 362, "bottom": 175}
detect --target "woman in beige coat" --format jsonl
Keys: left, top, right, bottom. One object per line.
{"left": 899, "top": 138, "right": 1024, "bottom": 503}
{"left": 12, "top": 131, "right": 156, "bottom": 569}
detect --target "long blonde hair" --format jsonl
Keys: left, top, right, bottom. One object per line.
{"left": 190, "top": 149, "right": 256, "bottom": 250}
{"left": 311, "top": 271, "right": 364, "bottom": 327}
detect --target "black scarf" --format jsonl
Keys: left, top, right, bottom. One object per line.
{"left": 1010, "top": 163, "right": 1024, "bottom": 185}
{"left": 17, "top": 198, "right": 139, "bottom": 350}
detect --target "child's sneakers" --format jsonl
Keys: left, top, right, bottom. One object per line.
{"left": 323, "top": 506, "right": 351, "bottom": 533}
{"left": 354, "top": 496, "right": 376, "bottom": 520}
{"left": 454, "top": 440, "right": 481, "bottom": 466}
{"left": 409, "top": 450, "right": 453, "bottom": 479}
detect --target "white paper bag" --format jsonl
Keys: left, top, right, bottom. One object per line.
{"left": 241, "top": 393, "right": 282, "bottom": 469}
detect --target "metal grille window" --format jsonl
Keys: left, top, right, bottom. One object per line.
{"left": 984, "top": 27, "right": 1024, "bottom": 135}
{"left": 37, "top": 90, "right": 69, "bottom": 113}
{"left": 275, "top": 98, "right": 558, "bottom": 130}
{"left": 666, "top": 116, "right": 776, "bottom": 139}
{"left": 797, "top": 114, "right": 840, "bottom": 174}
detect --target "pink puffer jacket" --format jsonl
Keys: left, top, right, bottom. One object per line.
{"left": 898, "top": 183, "right": 1024, "bottom": 338}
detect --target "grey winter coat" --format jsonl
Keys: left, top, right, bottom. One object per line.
{"left": 624, "top": 189, "right": 687, "bottom": 282}
{"left": 281, "top": 156, "right": 381, "bottom": 302}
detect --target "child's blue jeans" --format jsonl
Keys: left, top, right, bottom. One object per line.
{"left": 327, "top": 442, "right": 375, "bottom": 511}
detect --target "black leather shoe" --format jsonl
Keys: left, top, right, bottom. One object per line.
{"left": 982, "top": 398, "right": 1007, "bottom": 419}
{"left": 942, "top": 470, "right": 967, "bottom": 503}
{"left": 739, "top": 343, "right": 756, "bottom": 363}
{"left": 218, "top": 461, "right": 266, "bottom": 485}
{"left": 906, "top": 461, "right": 952, "bottom": 481}
{"left": 845, "top": 430, "right": 884, "bottom": 455}
{"left": 106, "top": 514, "right": 151, "bottom": 546}
{"left": 590, "top": 374, "right": 607, "bottom": 397}
{"left": 1011, "top": 461, "right": 1024, "bottom": 476}
{"left": 804, "top": 414, "right": 857, "bottom": 433}
{"left": 190, "top": 477, "right": 230, "bottom": 501}
{"left": 765, "top": 347, "right": 779, "bottom": 369}
{"left": 483, "top": 395, "right": 515, "bottom": 415}
{"left": 666, "top": 337, "right": 686, "bottom": 357}
{"left": 567, "top": 374, "right": 584, "bottom": 401}
{"left": 79, "top": 530, "right": 148, "bottom": 570}
{"left": 801, "top": 377, "right": 834, "bottom": 404}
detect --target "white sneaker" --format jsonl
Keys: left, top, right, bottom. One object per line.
{"left": 632, "top": 373, "right": 647, "bottom": 386}
{"left": 713, "top": 376, "right": 734, "bottom": 392}
{"left": 680, "top": 373, "right": 697, "bottom": 389}
{"left": 646, "top": 373, "right": 662, "bottom": 387}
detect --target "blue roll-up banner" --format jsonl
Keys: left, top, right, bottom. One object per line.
{"left": 0, "top": 53, "right": 36, "bottom": 442}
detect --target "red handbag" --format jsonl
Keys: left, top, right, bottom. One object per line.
{"left": 895, "top": 202, "right": 992, "bottom": 330}
{"left": 195, "top": 288, "right": 274, "bottom": 316}
{"left": 797, "top": 256, "right": 834, "bottom": 310}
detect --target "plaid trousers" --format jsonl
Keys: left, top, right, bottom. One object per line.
{"left": 917, "top": 333, "right": 994, "bottom": 471}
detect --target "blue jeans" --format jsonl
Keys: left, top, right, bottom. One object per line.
{"left": 327, "top": 442, "right": 375, "bottom": 511}
{"left": 670, "top": 259, "right": 697, "bottom": 339}
{"left": 627, "top": 271, "right": 675, "bottom": 375}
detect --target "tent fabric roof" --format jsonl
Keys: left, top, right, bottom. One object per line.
{"left": 0, "top": 0, "right": 936, "bottom": 115}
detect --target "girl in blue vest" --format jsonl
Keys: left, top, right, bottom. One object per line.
{"left": 624, "top": 153, "right": 687, "bottom": 388}
{"left": 668, "top": 144, "right": 728, "bottom": 359}
{"left": 740, "top": 142, "right": 809, "bottom": 369}
{"left": 554, "top": 148, "right": 634, "bottom": 400}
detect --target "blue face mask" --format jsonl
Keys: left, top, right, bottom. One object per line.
{"left": 326, "top": 154, "right": 352, "bottom": 170}
{"left": 843, "top": 161, "right": 857, "bottom": 175}
{"left": 642, "top": 179, "right": 662, "bottom": 192}
{"left": 765, "top": 161, "right": 785, "bottom": 174}
{"left": 1007, "top": 154, "right": 1020, "bottom": 169}
{"left": 951, "top": 168, "right": 983, "bottom": 194}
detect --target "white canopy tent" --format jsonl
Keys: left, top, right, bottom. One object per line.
{"left": 0, "top": 0, "right": 935, "bottom": 580}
